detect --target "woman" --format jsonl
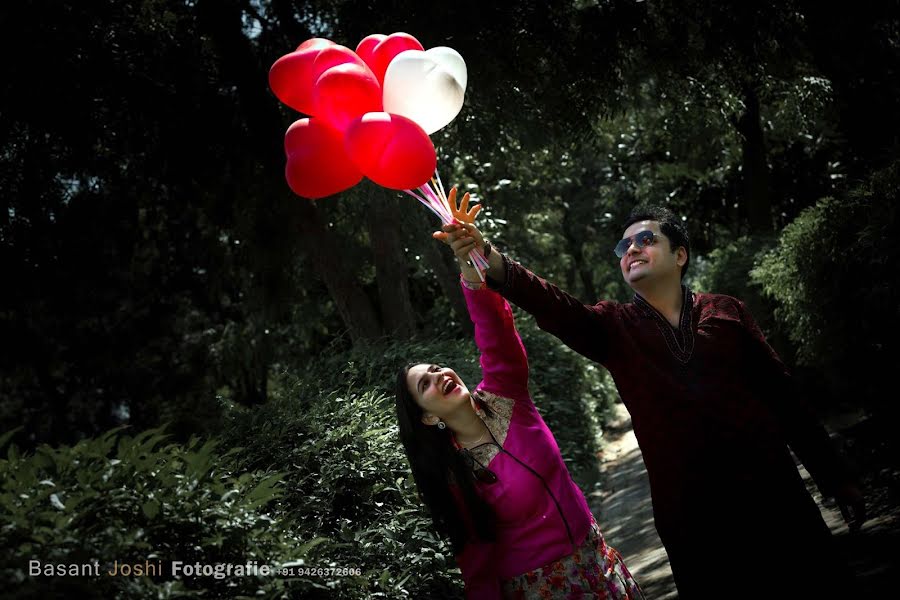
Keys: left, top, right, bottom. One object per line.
{"left": 395, "top": 189, "right": 644, "bottom": 599}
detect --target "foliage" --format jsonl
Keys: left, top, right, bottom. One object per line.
{"left": 0, "top": 426, "right": 289, "bottom": 599}
{"left": 4, "top": 0, "right": 898, "bottom": 447}
{"left": 514, "top": 311, "right": 617, "bottom": 487}
{"left": 688, "top": 234, "right": 786, "bottom": 352}
{"left": 220, "top": 387, "right": 465, "bottom": 599}
{"left": 751, "top": 160, "right": 900, "bottom": 412}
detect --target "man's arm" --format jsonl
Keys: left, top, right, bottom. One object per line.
{"left": 737, "top": 300, "right": 866, "bottom": 531}
{"left": 441, "top": 221, "right": 616, "bottom": 366}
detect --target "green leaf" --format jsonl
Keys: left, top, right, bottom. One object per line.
{"left": 360, "top": 427, "right": 390, "bottom": 439}
{"left": 142, "top": 500, "right": 160, "bottom": 519}
{"left": 245, "top": 472, "right": 284, "bottom": 510}
{"left": 0, "top": 427, "right": 23, "bottom": 452}
{"left": 296, "top": 536, "right": 330, "bottom": 557}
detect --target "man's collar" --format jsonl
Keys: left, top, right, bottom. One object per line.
{"left": 632, "top": 285, "right": 693, "bottom": 319}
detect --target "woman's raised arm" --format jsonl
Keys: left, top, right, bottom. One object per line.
{"left": 462, "top": 283, "right": 529, "bottom": 400}
{"left": 433, "top": 188, "right": 528, "bottom": 400}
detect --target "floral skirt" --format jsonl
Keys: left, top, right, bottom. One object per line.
{"left": 500, "top": 516, "right": 645, "bottom": 600}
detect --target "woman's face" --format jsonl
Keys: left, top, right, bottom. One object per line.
{"left": 406, "top": 363, "right": 471, "bottom": 422}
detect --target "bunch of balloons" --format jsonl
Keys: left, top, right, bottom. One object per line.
{"left": 269, "top": 32, "right": 467, "bottom": 200}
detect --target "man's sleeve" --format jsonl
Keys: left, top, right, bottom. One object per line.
{"left": 737, "top": 300, "right": 855, "bottom": 497}
{"left": 486, "top": 254, "right": 617, "bottom": 365}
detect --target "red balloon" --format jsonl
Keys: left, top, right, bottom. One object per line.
{"left": 344, "top": 112, "right": 436, "bottom": 190}
{"left": 312, "top": 63, "right": 382, "bottom": 131}
{"left": 355, "top": 34, "right": 387, "bottom": 70}
{"left": 284, "top": 118, "right": 362, "bottom": 199}
{"left": 297, "top": 38, "right": 335, "bottom": 52}
{"left": 355, "top": 32, "right": 424, "bottom": 86}
{"left": 310, "top": 45, "right": 368, "bottom": 82}
{"left": 269, "top": 41, "right": 335, "bottom": 115}
{"left": 269, "top": 40, "right": 369, "bottom": 117}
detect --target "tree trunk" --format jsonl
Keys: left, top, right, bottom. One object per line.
{"left": 368, "top": 192, "right": 416, "bottom": 338}
{"left": 197, "top": 0, "right": 383, "bottom": 343}
{"left": 562, "top": 204, "right": 598, "bottom": 301}
{"left": 735, "top": 83, "right": 773, "bottom": 233}
{"left": 296, "top": 203, "right": 383, "bottom": 341}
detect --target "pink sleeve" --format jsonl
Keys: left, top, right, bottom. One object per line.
{"left": 462, "top": 280, "right": 529, "bottom": 401}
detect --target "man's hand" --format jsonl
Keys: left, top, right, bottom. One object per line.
{"left": 835, "top": 483, "right": 867, "bottom": 533}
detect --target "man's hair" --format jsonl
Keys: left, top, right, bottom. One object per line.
{"left": 623, "top": 205, "right": 690, "bottom": 279}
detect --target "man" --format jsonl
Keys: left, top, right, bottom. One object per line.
{"left": 437, "top": 198, "right": 865, "bottom": 596}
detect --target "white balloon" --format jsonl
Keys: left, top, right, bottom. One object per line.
{"left": 382, "top": 47, "right": 468, "bottom": 135}
{"left": 423, "top": 46, "right": 467, "bottom": 91}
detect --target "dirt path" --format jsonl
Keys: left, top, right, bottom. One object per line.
{"left": 588, "top": 403, "right": 677, "bottom": 599}
{"left": 588, "top": 402, "right": 900, "bottom": 598}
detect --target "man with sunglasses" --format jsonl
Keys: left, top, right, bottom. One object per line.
{"left": 438, "top": 204, "right": 865, "bottom": 597}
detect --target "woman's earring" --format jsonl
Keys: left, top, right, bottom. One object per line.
{"left": 437, "top": 420, "right": 446, "bottom": 430}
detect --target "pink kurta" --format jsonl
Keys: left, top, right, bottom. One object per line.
{"left": 452, "top": 282, "right": 640, "bottom": 599}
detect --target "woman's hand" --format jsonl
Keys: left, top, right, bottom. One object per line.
{"left": 432, "top": 187, "right": 485, "bottom": 263}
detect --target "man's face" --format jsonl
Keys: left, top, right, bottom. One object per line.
{"left": 618, "top": 220, "right": 683, "bottom": 288}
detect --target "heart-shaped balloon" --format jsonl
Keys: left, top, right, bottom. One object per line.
{"left": 312, "top": 62, "right": 382, "bottom": 131}
{"left": 355, "top": 34, "right": 387, "bottom": 67}
{"left": 382, "top": 47, "right": 467, "bottom": 135}
{"left": 270, "top": 42, "right": 377, "bottom": 120}
{"left": 268, "top": 38, "right": 337, "bottom": 115}
{"left": 284, "top": 118, "right": 362, "bottom": 199}
{"left": 355, "top": 32, "right": 424, "bottom": 86}
{"left": 344, "top": 112, "right": 436, "bottom": 190}
{"left": 297, "top": 38, "right": 334, "bottom": 52}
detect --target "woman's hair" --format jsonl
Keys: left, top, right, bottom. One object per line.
{"left": 395, "top": 363, "right": 496, "bottom": 554}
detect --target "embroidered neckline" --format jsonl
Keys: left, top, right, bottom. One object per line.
{"left": 633, "top": 286, "right": 695, "bottom": 363}
{"left": 450, "top": 390, "right": 510, "bottom": 471}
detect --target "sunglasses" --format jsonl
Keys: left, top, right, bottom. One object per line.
{"left": 460, "top": 448, "right": 498, "bottom": 484}
{"left": 614, "top": 230, "right": 658, "bottom": 258}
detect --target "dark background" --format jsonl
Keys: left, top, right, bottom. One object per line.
{"left": 1, "top": 1, "right": 897, "bottom": 597}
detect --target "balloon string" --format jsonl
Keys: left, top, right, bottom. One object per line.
{"left": 406, "top": 173, "right": 488, "bottom": 281}
{"left": 429, "top": 179, "right": 487, "bottom": 275}
{"left": 403, "top": 189, "right": 447, "bottom": 222}
{"left": 419, "top": 183, "right": 452, "bottom": 222}
{"left": 420, "top": 184, "right": 451, "bottom": 222}
{"left": 433, "top": 170, "right": 448, "bottom": 205}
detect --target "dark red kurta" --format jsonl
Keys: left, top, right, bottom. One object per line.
{"left": 488, "top": 256, "right": 852, "bottom": 596}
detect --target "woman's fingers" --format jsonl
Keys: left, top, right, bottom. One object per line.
{"left": 451, "top": 237, "right": 476, "bottom": 256}
{"left": 433, "top": 214, "right": 482, "bottom": 262}
{"left": 459, "top": 192, "right": 470, "bottom": 215}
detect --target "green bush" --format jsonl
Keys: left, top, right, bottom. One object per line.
{"left": 221, "top": 386, "right": 465, "bottom": 599}
{"left": 751, "top": 160, "right": 900, "bottom": 412}
{"left": 3, "top": 308, "right": 618, "bottom": 599}
{"left": 514, "top": 310, "right": 617, "bottom": 488}
{"left": 688, "top": 234, "right": 789, "bottom": 355}
{"left": 0, "top": 426, "right": 289, "bottom": 599}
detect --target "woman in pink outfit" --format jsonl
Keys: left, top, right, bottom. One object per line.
{"left": 395, "top": 189, "right": 644, "bottom": 599}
